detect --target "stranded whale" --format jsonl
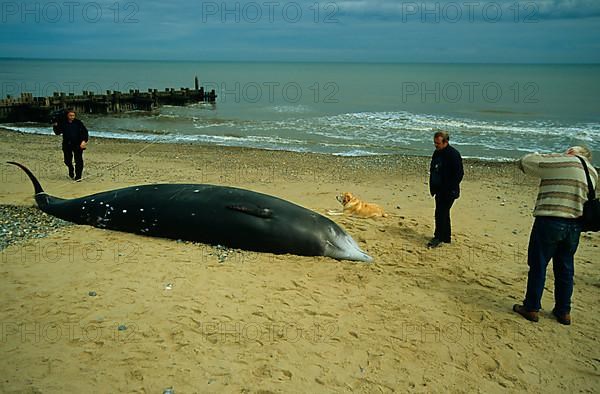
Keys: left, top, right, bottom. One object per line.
{"left": 8, "top": 162, "right": 372, "bottom": 262}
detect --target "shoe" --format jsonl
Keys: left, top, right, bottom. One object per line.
{"left": 552, "top": 309, "right": 571, "bottom": 325}
{"left": 74, "top": 175, "right": 82, "bottom": 182}
{"left": 513, "top": 304, "right": 539, "bottom": 322}
{"left": 427, "top": 238, "right": 443, "bottom": 248}
{"left": 68, "top": 168, "right": 74, "bottom": 179}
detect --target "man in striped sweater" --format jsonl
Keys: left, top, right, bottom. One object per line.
{"left": 513, "top": 146, "right": 597, "bottom": 325}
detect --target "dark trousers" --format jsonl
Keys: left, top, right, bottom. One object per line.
{"left": 523, "top": 216, "right": 581, "bottom": 314}
{"left": 434, "top": 194, "right": 455, "bottom": 243}
{"left": 63, "top": 144, "right": 84, "bottom": 177}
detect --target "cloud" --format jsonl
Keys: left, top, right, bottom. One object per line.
{"left": 336, "top": 0, "right": 600, "bottom": 21}
{"left": 535, "top": 0, "right": 600, "bottom": 19}
{"left": 0, "top": 0, "right": 599, "bottom": 62}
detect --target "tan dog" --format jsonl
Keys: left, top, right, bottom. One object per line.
{"left": 335, "top": 192, "right": 388, "bottom": 218}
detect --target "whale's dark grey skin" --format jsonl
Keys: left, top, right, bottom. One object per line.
{"left": 8, "top": 162, "right": 372, "bottom": 262}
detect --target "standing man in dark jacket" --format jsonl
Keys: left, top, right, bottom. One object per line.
{"left": 428, "top": 130, "right": 464, "bottom": 248}
{"left": 53, "top": 109, "right": 89, "bottom": 181}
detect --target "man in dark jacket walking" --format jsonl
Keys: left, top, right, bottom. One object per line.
{"left": 53, "top": 109, "right": 89, "bottom": 181}
{"left": 428, "top": 130, "right": 464, "bottom": 248}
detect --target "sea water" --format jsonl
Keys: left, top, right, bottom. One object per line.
{"left": 1, "top": 59, "right": 598, "bottom": 164}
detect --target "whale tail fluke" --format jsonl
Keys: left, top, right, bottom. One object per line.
{"left": 7, "top": 161, "right": 45, "bottom": 194}
{"left": 7, "top": 161, "right": 65, "bottom": 214}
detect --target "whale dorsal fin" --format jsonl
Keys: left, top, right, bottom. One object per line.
{"left": 226, "top": 204, "right": 272, "bottom": 218}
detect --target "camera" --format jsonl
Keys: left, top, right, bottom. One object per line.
{"left": 49, "top": 108, "right": 68, "bottom": 124}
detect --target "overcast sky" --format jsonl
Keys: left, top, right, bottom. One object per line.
{"left": 1, "top": 0, "right": 599, "bottom": 62}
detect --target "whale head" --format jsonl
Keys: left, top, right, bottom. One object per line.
{"left": 323, "top": 227, "right": 373, "bottom": 263}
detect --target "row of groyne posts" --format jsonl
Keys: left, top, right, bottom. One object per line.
{"left": 0, "top": 77, "right": 217, "bottom": 123}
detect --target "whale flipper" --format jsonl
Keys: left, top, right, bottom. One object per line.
{"left": 226, "top": 204, "right": 273, "bottom": 218}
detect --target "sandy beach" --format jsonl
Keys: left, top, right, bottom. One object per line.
{"left": 0, "top": 128, "right": 598, "bottom": 393}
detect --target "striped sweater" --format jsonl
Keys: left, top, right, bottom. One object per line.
{"left": 519, "top": 153, "right": 598, "bottom": 219}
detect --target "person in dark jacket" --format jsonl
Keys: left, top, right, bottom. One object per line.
{"left": 53, "top": 109, "right": 89, "bottom": 180}
{"left": 428, "top": 130, "right": 464, "bottom": 248}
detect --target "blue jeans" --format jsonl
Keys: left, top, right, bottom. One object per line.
{"left": 523, "top": 216, "right": 582, "bottom": 314}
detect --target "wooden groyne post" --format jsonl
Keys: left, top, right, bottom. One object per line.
{"left": 0, "top": 77, "right": 217, "bottom": 123}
